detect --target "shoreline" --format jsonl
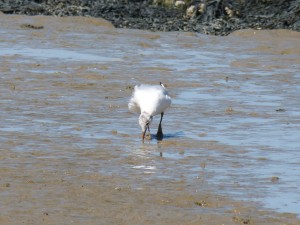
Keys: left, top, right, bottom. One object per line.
{"left": 0, "top": 0, "right": 299, "bottom": 36}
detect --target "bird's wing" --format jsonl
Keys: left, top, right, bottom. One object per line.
{"left": 128, "top": 84, "right": 172, "bottom": 115}
{"left": 128, "top": 85, "right": 141, "bottom": 113}
{"left": 128, "top": 100, "right": 140, "bottom": 113}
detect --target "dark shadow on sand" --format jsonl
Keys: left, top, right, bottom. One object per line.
{"left": 153, "top": 131, "right": 184, "bottom": 141}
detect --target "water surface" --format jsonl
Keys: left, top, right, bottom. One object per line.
{"left": 1, "top": 14, "right": 300, "bottom": 224}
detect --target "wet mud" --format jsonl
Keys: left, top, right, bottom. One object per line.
{"left": 1, "top": 14, "right": 300, "bottom": 224}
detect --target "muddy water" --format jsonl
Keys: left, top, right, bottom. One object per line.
{"left": 1, "top": 14, "right": 300, "bottom": 224}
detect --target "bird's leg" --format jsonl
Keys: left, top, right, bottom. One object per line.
{"left": 156, "top": 112, "right": 164, "bottom": 140}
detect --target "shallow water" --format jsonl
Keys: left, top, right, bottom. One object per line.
{"left": 1, "top": 14, "right": 300, "bottom": 224}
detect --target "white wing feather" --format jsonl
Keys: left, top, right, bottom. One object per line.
{"left": 128, "top": 84, "right": 171, "bottom": 116}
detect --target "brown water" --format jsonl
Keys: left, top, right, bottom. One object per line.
{"left": 1, "top": 14, "right": 300, "bottom": 224}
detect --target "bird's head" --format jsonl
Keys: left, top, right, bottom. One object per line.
{"left": 139, "top": 112, "right": 153, "bottom": 142}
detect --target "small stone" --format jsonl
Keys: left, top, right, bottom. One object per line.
{"left": 115, "top": 186, "right": 121, "bottom": 191}
{"left": 20, "top": 23, "right": 44, "bottom": 29}
{"left": 145, "top": 133, "right": 151, "bottom": 140}
{"left": 198, "top": 3, "right": 206, "bottom": 14}
{"left": 126, "top": 85, "right": 133, "bottom": 90}
{"left": 225, "top": 106, "right": 234, "bottom": 114}
{"left": 271, "top": 176, "right": 279, "bottom": 183}
{"left": 111, "top": 130, "right": 118, "bottom": 135}
{"left": 186, "top": 5, "right": 196, "bottom": 18}
{"left": 225, "top": 6, "right": 234, "bottom": 18}
{"left": 195, "top": 200, "right": 208, "bottom": 207}
{"left": 200, "top": 162, "right": 206, "bottom": 169}
{"left": 175, "top": 0, "right": 185, "bottom": 8}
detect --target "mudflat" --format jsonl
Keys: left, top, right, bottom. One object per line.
{"left": 1, "top": 14, "right": 300, "bottom": 224}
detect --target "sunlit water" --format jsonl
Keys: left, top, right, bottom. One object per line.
{"left": 1, "top": 15, "right": 300, "bottom": 218}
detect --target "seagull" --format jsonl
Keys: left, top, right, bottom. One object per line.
{"left": 128, "top": 82, "right": 172, "bottom": 142}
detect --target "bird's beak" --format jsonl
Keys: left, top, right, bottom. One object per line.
{"left": 142, "top": 129, "right": 147, "bottom": 142}
{"left": 142, "top": 124, "right": 150, "bottom": 142}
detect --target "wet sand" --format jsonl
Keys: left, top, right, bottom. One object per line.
{"left": 1, "top": 14, "right": 300, "bottom": 224}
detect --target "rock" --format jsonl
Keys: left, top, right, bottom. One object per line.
{"left": 198, "top": 3, "right": 206, "bottom": 14}
{"left": 20, "top": 23, "right": 44, "bottom": 29}
{"left": 225, "top": 6, "right": 234, "bottom": 18}
{"left": 175, "top": 0, "right": 185, "bottom": 8}
{"left": 271, "top": 176, "right": 280, "bottom": 183}
{"left": 186, "top": 5, "right": 196, "bottom": 18}
{"left": 152, "top": 0, "right": 174, "bottom": 7}
{"left": 0, "top": 0, "right": 299, "bottom": 36}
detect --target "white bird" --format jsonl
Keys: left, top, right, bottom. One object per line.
{"left": 128, "top": 83, "right": 172, "bottom": 142}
